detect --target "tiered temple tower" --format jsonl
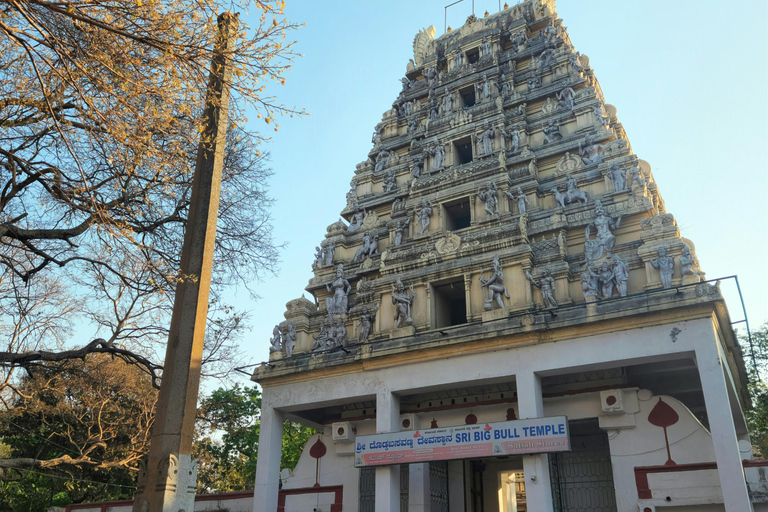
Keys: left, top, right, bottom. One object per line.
{"left": 253, "top": 2, "right": 761, "bottom": 512}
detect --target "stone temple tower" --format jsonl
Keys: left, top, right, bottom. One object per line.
{"left": 253, "top": 2, "right": 762, "bottom": 512}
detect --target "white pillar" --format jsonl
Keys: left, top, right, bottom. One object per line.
{"left": 409, "top": 463, "right": 431, "bottom": 512}
{"left": 376, "top": 391, "right": 401, "bottom": 512}
{"left": 696, "top": 338, "right": 754, "bottom": 512}
{"left": 253, "top": 400, "right": 284, "bottom": 512}
{"left": 516, "top": 371, "right": 554, "bottom": 512}
{"left": 448, "top": 461, "right": 465, "bottom": 512}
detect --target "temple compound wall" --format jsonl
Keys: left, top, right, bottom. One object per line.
{"left": 252, "top": 2, "right": 766, "bottom": 511}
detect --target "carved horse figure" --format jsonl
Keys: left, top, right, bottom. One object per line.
{"left": 550, "top": 186, "right": 590, "bottom": 208}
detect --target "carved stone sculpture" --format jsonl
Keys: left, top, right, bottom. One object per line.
{"left": 584, "top": 201, "right": 622, "bottom": 261}
{"left": 511, "top": 31, "right": 526, "bottom": 53}
{"left": 384, "top": 170, "right": 397, "bottom": 192}
{"left": 325, "top": 264, "right": 351, "bottom": 314}
{"left": 541, "top": 96, "right": 557, "bottom": 114}
{"left": 372, "top": 125, "right": 382, "bottom": 145}
{"left": 428, "top": 99, "right": 438, "bottom": 120}
{"left": 502, "top": 126, "right": 519, "bottom": 152}
{"left": 284, "top": 324, "right": 296, "bottom": 357}
{"left": 443, "top": 87, "right": 453, "bottom": 113}
{"left": 312, "top": 314, "right": 345, "bottom": 351}
{"left": 428, "top": 140, "right": 445, "bottom": 170}
{"left": 537, "top": 49, "right": 555, "bottom": 72}
{"left": 526, "top": 269, "right": 557, "bottom": 309}
{"left": 357, "top": 303, "right": 380, "bottom": 343}
{"left": 593, "top": 105, "right": 609, "bottom": 126}
{"left": 346, "top": 179, "right": 357, "bottom": 206}
{"left": 551, "top": 174, "right": 589, "bottom": 208}
{"left": 325, "top": 242, "right": 335, "bottom": 266}
{"left": 517, "top": 103, "right": 527, "bottom": 118}
{"left": 651, "top": 246, "right": 674, "bottom": 289}
{"left": 374, "top": 150, "right": 390, "bottom": 172}
{"left": 392, "top": 198, "right": 405, "bottom": 216}
{"left": 581, "top": 265, "right": 600, "bottom": 302}
{"left": 407, "top": 116, "right": 418, "bottom": 134}
{"left": 612, "top": 254, "right": 629, "bottom": 297}
{"left": 424, "top": 65, "right": 438, "bottom": 86}
{"left": 607, "top": 164, "right": 627, "bottom": 192}
{"left": 579, "top": 134, "right": 604, "bottom": 165}
{"left": 543, "top": 20, "right": 557, "bottom": 41}
{"left": 453, "top": 49, "right": 463, "bottom": 69}
{"left": 569, "top": 52, "right": 583, "bottom": 73}
{"left": 417, "top": 198, "right": 433, "bottom": 234}
{"left": 480, "top": 256, "right": 510, "bottom": 310}
{"left": 629, "top": 163, "right": 648, "bottom": 194}
{"left": 556, "top": 87, "right": 576, "bottom": 110}
{"left": 481, "top": 74, "right": 491, "bottom": 99}
{"left": 347, "top": 208, "right": 365, "bottom": 233}
{"left": 680, "top": 246, "right": 695, "bottom": 276}
{"left": 481, "top": 37, "right": 491, "bottom": 58}
{"left": 391, "top": 278, "right": 414, "bottom": 328}
{"left": 477, "top": 181, "right": 499, "bottom": 216}
{"left": 410, "top": 157, "right": 423, "bottom": 179}
{"left": 542, "top": 119, "right": 562, "bottom": 144}
{"left": 354, "top": 231, "right": 380, "bottom": 262}
{"left": 498, "top": 72, "right": 511, "bottom": 98}
{"left": 527, "top": 76, "right": 540, "bottom": 91}
{"left": 479, "top": 122, "right": 495, "bottom": 155}
{"left": 312, "top": 246, "right": 324, "bottom": 269}
{"left": 505, "top": 186, "right": 529, "bottom": 214}
{"left": 393, "top": 219, "right": 410, "bottom": 246}
{"left": 268, "top": 325, "right": 282, "bottom": 354}
{"left": 599, "top": 262, "right": 615, "bottom": 298}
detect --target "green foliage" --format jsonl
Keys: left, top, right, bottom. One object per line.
{"left": 741, "top": 323, "right": 768, "bottom": 457}
{"left": 0, "top": 355, "right": 155, "bottom": 511}
{"left": 194, "top": 384, "right": 315, "bottom": 493}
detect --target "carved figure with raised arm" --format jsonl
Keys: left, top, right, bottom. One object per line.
{"left": 543, "top": 20, "right": 557, "bottom": 41}
{"left": 417, "top": 198, "right": 433, "bottom": 234}
{"left": 325, "top": 264, "right": 351, "bottom": 314}
{"left": 629, "top": 162, "right": 648, "bottom": 193}
{"left": 357, "top": 303, "right": 380, "bottom": 343}
{"left": 312, "top": 246, "right": 324, "bottom": 269}
{"left": 501, "top": 126, "right": 519, "bottom": 152}
{"left": 526, "top": 268, "right": 557, "bottom": 309}
{"left": 579, "top": 134, "right": 604, "bottom": 165}
{"left": 584, "top": 201, "right": 622, "bottom": 261}
{"left": 284, "top": 324, "right": 296, "bottom": 357}
{"left": 505, "top": 186, "right": 529, "bottom": 214}
{"left": 347, "top": 208, "right": 366, "bottom": 233}
{"left": 481, "top": 256, "right": 510, "bottom": 309}
{"left": 651, "top": 246, "right": 675, "bottom": 289}
{"left": 391, "top": 278, "right": 415, "bottom": 328}
{"left": 478, "top": 181, "right": 499, "bottom": 216}
{"left": 393, "top": 218, "right": 410, "bottom": 246}
{"left": 537, "top": 48, "right": 555, "bottom": 72}
{"left": 612, "top": 254, "right": 629, "bottom": 297}
{"left": 268, "top": 325, "right": 282, "bottom": 354}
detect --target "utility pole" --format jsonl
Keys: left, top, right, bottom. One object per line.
{"left": 133, "top": 12, "right": 238, "bottom": 512}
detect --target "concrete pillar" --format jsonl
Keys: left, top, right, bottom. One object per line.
{"left": 516, "top": 370, "right": 554, "bottom": 512}
{"left": 447, "top": 461, "right": 465, "bottom": 512}
{"left": 696, "top": 338, "right": 754, "bottom": 512}
{"left": 409, "top": 463, "right": 431, "bottom": 512}
{"left": 376, "top": 391, "right": 401, "bottom": 512}
{"left": 252, "top": 402, "right": 285, "bottom": 512}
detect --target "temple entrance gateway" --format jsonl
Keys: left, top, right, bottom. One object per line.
{"left": 252, "top": 2, "right": 759, "bottom": 511}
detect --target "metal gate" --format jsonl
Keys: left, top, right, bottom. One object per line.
{"left": 429, "top": 461, "right": 449, "bottom": 512}
{"left": 359, "top": 466, "right": 376, "bottom": 512}
{"left": 359, "top": 465, "right": 410, "bottom": 512}
{"left": 549, "top": 419, "right": 617, "bottom": 512}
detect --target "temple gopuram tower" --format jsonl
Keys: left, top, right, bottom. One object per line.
{"left": 252, "top": 2, "right": 765, "bottom": 511}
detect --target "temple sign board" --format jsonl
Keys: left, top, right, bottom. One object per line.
{"left": 354, "top": 416, "right": 570, "bottom": 467}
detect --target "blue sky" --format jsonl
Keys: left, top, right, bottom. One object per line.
{"left": 234, "top": 0, "right": 768, "bottom": 368}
